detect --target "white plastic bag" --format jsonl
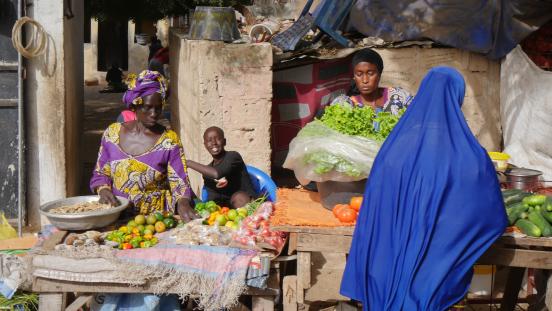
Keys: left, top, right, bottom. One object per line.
{"left": 283, "top": 121, "right": 381, "bottom": 185}
{"left": 501, "top": 46, "right": 552, "bottom": 179}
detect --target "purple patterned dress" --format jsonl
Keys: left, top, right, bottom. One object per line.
{"left": 90, "top": 123, "right": 192, "bottom": 214}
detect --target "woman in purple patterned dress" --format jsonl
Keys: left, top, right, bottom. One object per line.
{"left": 90, "top": 70, "right": 198, "bottom": 222}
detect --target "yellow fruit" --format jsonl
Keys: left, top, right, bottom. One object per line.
{"left": 132, "top": 228, "right": 140, "bottom": 235}
{"left": 118, "top": 226, "right": 128, "bottom": 234}
{"left": 134, "top": 215, "right": 146, "bottom": 225}
{"left": 154, "top": 221, "right": 166, "bottom": 233}
{"left": 146, "top": 215, "right": 157, "bottom": 225}
{"left": 124, "top": 235, "right": 132, "bottom": 242}
{"left": 143, "top": 233, "right": 153, "bottom": 241}
{"left": 140, "top": 241, "right": 146, "bottom": 248}
{"left": 146, "top": 225, "right": 155, "bottom": 232}
{"left": 143, "top": 229, "right": 154, "bottom": 236}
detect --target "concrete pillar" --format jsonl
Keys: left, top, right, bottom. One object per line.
{"left": 169, "top": 30, "right": 273, "bottom": 195}
{"left": 26, "top": 0, "right": 83, "bottom": 228}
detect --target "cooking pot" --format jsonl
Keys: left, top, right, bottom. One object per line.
{"left": 502, "top": 168, "right": 543, "bottom": 191}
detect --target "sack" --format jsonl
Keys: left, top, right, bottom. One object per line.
{"left": 283, "top": 121, "right": 381, "bottom": 184}
{"left": 0, "top": 213, "right": 16, "bottom": 240}
{"left": 501, "top": 46, "right": 552, "bottom": 179}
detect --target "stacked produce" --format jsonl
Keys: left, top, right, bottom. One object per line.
{"left": 503, "top": 189, "right": 552, "bottom": 237}
{"left": 284, "top": 100, "right": 405, "bottom": 184}
{"left": 194, "top": 197, "right": 266, "bottom": 230}
{"left": 332, "top": 197, "right": 362, "bottom": 223}
{"left": 105, "top": 212, "right": 177, "bottom": 249}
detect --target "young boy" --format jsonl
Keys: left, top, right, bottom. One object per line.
{"left": 187, "top": 127, "right": 256, "bottom": 208}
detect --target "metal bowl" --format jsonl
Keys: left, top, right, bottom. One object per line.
{"left": 39, "top": 195, "right": 129, "bottom": 230}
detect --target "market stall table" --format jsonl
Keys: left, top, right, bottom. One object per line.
{"left": 32, "top": 231, "right": 280, "bottom": 311}
{"left": 272, "top": 224, "right": 552, "bottom": 311}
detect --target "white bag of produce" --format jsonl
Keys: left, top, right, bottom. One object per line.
{"left": 283, "top": 120, "right": 381, "bottom": 185}
{"left": 501, "top": 46, "right": 552, "bottom": 179}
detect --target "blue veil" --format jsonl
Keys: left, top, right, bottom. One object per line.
{"left": 340, "top": 67, "right": 507, "bottom": 310}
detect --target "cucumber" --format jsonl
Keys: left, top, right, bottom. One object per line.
{"left": 542, "top": 210, "right": 552, "bottom": 224}
{"left": 528, "top": 211, "right": 552, "bottom": 237}
{"left": 545, "top": 199, "right": 552, "bottom": 212}
{"left": 502, "top": 189, "right": 523, "bottom": 197}
{"left": 504, "top": 192, "right": 531, "bottom": 205}
{"left": 505, "top": 202, "right": 525, "bottom": 211}
{"left": 515, "top": 219, "right": 542, "bottom": 237}
{"left": 506, "top": 203, "right": 528, "bottom": 225}
{"left": 522, "top": 194, "right": 547, "bottom": 207}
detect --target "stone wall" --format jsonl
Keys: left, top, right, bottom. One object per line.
{"left": 169, "top": 30, "right": 273, "bottom": 195}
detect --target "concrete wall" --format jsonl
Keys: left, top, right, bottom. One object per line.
{"left": 26, "top": 0, "right": 83, "bottom": 228}
{"left": 169, "top": 30, "right": 273, "bottom": 195}
{"left": 84, "top": 19, "right": 170, "bottom": 81}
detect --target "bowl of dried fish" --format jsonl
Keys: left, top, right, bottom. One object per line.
{"left": 39, "top": 195, "right": 129, "bottom": 230}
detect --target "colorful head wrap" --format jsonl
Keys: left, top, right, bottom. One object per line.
{"left": 122, "top": 70, "right": 168, "bottom": 109}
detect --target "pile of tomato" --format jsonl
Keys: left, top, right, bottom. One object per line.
{"left": 332, "top": 196, "right": 362, "bottom": 223}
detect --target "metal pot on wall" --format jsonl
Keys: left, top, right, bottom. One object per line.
{"left": 188, "top": 6, "right": 241, "bottom": 42}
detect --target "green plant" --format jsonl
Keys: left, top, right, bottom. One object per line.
{"left": 0, "top": 292, "right": 39, "bottom": 311}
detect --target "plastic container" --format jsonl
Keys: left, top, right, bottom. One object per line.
{"left": 188, "top": 6, "right": 241, "bottom": 42}
{"left": 488, "top": 151, "right": 510, "bottom": 172}
{"left": 316, "top": 180, "right": 366, "bottom": 210}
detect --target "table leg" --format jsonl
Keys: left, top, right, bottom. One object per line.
{"left": 252, "top": 295, "right": 274, "bottom": 311}
{"left": 38, "top": 293, "right": 66, "bottom": 311}
{"left": 283, "top": 275, "right": 298, "bottom": 311}
{"left": 500, "top": 267, "right": 526, "bottom": 311}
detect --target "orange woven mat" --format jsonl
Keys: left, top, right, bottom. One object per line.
{"left": 271, "top": 188, "right": 354, "bottom": 227}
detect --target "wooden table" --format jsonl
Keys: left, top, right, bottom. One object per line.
{"left": 273, "top": 225, "right": 552, "bottom": 311}
{"left": 32, "top": 231, "right": 279, "bottom": 311}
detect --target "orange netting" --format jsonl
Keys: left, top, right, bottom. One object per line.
{"left": 271, "top": 188, "right": 354, "bottom": 227}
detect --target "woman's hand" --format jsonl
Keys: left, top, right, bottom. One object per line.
{"left": 177, "top": 198, "right": 199, "bottom": 223}
{"left": 98, "top": 188, "right": 119, "bottom": 206}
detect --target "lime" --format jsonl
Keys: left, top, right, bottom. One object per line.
{"left": 136, "top": 225, "right": 145, "bottom": 234}
{"left": 146, "top": 215, "right": 157, "bottom": 225}
{"left": 127, "top": 220, "right": 137, "bottom": 228}
{"left": 237, "top": 208, "right": 248, "bottom": 217}
{"left": 118, "top": 226, "right": 128, "bottom": 234}
{"left": 134, "top": 215, "right": 146, "bottom": 225}
{"left": 145, "top": 224, "right": 155, "bottom": 232}
{"left": 163, "top": 218, "right": 175, "bottom": 229}
{"left": 163, "top": 211, "right": 174, "bottom": 219}
{"left": 235, "top": 215, "right": 245, "bottom": 224}
{"left": 143, "top": 241, "right": 153, "bottom": 248}
{"left": 154, "top": 212, "right": 164, "bottom": 221}
{"left": 227, "top": 210, "right": 238, "bottom": 221}
{"left": 195, "top": 202, "right": 205, "bottom": 211}
{"left": 143, "top": 229, "right": 154, "bottom": 236}
{"left": 215, "top": 214, "right": 227, "bottom": 226}
{"left": 225, "top": 221, "right": 235, "bottom": 228}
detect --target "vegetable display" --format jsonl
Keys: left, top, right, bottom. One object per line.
{"left": 194, "top": 197, "right": 267, "bottom": 230}
{"left": 504, "top": 190, "right": 552, "bottom": 237}
{"left": 104, "top": 212, "right": 177, "bottom": 250}
{"left": 284, "top": 100, "right": 405, "bottom": 184}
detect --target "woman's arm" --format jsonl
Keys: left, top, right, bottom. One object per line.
{"left": 186, "top": 160, "right": 220, "bottom": 179}
{"left": 166, "top": 136, "right": 198, "bottom": 222}
{"left": 90, "top": 130, "right": 119, "bottom": 205}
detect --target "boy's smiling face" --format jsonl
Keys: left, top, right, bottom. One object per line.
{"left": 203, "top": 128, "right": 226, "bottom": 157}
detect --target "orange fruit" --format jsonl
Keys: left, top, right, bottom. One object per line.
{"left": 350, "top": 197, "right": 363, "bottom": 211}
{"left": 154, "top": 221, "right": 166, "bottom": 233}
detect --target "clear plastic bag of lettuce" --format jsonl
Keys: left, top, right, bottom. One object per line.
{"left": 283, "top": 120, "right": 381, "bottom": 185}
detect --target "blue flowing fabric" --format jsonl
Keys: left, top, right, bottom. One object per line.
{"left": 340, "top": 67, "right": 507, "bottom": 310}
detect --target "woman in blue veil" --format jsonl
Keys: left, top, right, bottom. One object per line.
{"left": 340, "top": 67, "right": 507, "bottom": 310}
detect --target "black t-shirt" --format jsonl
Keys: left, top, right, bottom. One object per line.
{"left": 203, "top": 151, "right": 256, "bottom": 205}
